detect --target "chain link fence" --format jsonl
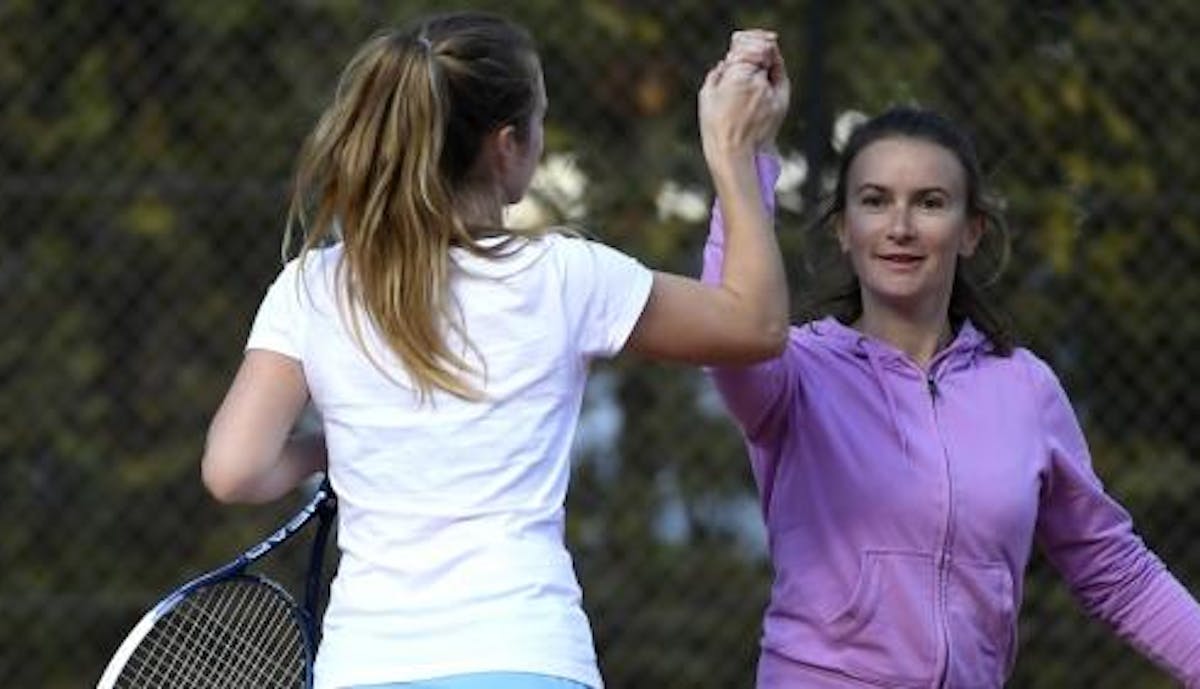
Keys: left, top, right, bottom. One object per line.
{"left": 3, "top": 1, "right": 1199, "bottom": 687}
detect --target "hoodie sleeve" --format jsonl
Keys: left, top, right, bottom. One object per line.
{"left": 1032, "top": 358, "right": 1200, "bottom": 686}
{"left": 702, "top": 154, "right": 796, "bottom": 442}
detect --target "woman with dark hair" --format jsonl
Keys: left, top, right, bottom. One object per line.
{"left": 201, "top": 12, "right": 789, "bottom": 689}
{"left": 707, "top": 34, "right": 1200, "bottom": 688}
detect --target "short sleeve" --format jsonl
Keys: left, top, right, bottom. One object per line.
{"left": 245, "top": 259, "right": 306, "bottom": 360}
{"left": 554, "top": 236, "right": 653, "bottom": 359}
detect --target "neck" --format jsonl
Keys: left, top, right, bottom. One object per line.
{"left": 453, "top": 186, "right": 505, "bottom": 232}
{"left": 855, "top": 300, "right": 953, "bottom": 369}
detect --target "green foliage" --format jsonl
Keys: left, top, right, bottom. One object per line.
{"left": 2, "top": 1, "right": 1198, "bottom": 687}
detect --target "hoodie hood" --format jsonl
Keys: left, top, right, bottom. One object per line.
{"left": 803, "top": 316, "right": 992, "bottom": 463}
{"left": 804, "top": 315, "right": 992, "bottom": 366}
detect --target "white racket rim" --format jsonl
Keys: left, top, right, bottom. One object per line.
{"left": 95, "top": 575, "right": 313, "bottom": 689}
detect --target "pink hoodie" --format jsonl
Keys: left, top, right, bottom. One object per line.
{"left": 702, "top": 155, "right": 1200, "bottom": 688}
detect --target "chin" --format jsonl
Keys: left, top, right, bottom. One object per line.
{"left": 862, "top": 281, "right": 938, "bottom": 311}
{"left": 863, "top": 279, "right": 923, "bottom": 302}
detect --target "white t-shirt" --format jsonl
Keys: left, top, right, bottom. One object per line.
{"left": 246, "top": 234, "right": 653, "bottom": 689}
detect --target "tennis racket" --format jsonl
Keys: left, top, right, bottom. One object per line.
{"left": 96, "top": 478, "right": 338, "bottom": 689}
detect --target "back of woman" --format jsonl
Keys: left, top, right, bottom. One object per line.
{"left": 253, "top": 235, "right": 649, "bottom": 686}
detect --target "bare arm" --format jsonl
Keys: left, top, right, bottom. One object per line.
{"left": 201, "top": 349, "right": 327, "bottom": 504}
{"left": 624, "top": 43, "right": 791, "bottom": 364}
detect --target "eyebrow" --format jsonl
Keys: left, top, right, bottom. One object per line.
{"left": 854, "top": 183, "right": 951, "bottom": 196}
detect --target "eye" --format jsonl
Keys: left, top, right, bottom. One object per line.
{"left": 918, "top": 193, "right": 948, "bottom": 210}
{"left": 859, "top": 193, "right": 886, "bottom": 209}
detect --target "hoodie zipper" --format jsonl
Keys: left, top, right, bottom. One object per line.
{"left": 928, "top": 368, "right": 954, "bottom": 688}
{"left": 850, "top": 324, "right": 976, "bottom": 688}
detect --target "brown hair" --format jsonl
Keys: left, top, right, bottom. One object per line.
{"left": 285, "top": 12, "right": 544, "bottom": 401}
{"left": 804, "top": 106, "right": 1015, "bottom": 354}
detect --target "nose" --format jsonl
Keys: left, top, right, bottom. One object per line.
{"left": 885, "top": 206, "right": 916, "bottom": 242}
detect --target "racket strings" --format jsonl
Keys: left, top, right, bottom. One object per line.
{"left": 143, "top": 582, "right": 302, "bottom": 687}
{"left": 160, "top": 584, "right": 300, "bottom": 687}
{"left": 128, "top": 580, "right": 303, "bottom": 687}
{"left": 115, "top": 579, "right": 307, "bottom": 688}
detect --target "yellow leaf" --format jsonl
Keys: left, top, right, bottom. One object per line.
{"left": 123, "top": 196, "right": 176, "bottom": 238}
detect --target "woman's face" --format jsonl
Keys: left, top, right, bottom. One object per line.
{"left": 837, "top": 136, "right": 982, "bottom": 320}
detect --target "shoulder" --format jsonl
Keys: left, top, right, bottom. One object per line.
{"left": 452, "top": 232, "right": 646, "bottom": 294}
{"left": 537, "top": 230, "right": 586, "bottom": 257}
{"left": 282, "top": 244, "right": 343, "bottom": 281}
{"left": 541, "top": 231, "right": 629, "bottom": 260}
{"left": 261, "top": 246, "right": 343, "bottom": 312}
{"left": 538, "top": 231, "right": 647, "bottom": 280}
{"left": 454, "top": 231, "right": 596, "bottom": 273}
{"left": 790, "top": 319, "right": 830, "bottom": 346}
{"left": 785, "top": 317, "right": 857, "bottom": 363}
{"left": 969, "top": 345, "right": 1058, "bottom": 392}
{"left": 784, "top": 322, "right": 822, "bottom": 357}
{"left": 729, "top": 319, "right": 860, "bottom": 384}
{"left": 1007, "top": 347, "right": 1060, "bottom": 389}
{"left": 995, "top": 347, "right": 1077, "bottom": 420}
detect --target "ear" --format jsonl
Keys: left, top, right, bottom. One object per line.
{"left": 492, "top": 124, "right": 522, "bottom": 175}
{"left": 834, "top": 214, "right": 850, "bottom": 253}
{"left": 473, "top": 124, "right": 518, "bottom": 182}
{"left": 959, "top": 213, "right": 984, "bottom": 258}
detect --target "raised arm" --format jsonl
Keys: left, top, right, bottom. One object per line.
{"left": 702, "top": 29, "right": 788, "bottom": 290}
{"left": 696, "top": 31, "right": 801, "bottom": 441}
{"left": 622, "top": 34, "right": 790, "bottom": 365}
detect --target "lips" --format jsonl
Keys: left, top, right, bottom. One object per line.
{"left": 877, "top": 253, "right": 924, "bottom": 266}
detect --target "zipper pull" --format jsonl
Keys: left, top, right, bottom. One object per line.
{"left": 927, "top": 374, "right": 939, "bottom": 399}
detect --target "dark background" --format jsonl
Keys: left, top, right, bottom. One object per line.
{"left": 3, "top": 1, "right": 1199, "bottom": 687}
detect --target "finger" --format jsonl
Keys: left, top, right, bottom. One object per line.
{"left": 703, "top": 61, "right": 723, "bottom": 90}
{"left": 766, "top": 46, "right": 787, "bottom": 85}
{"left": 710, "top": 58, "right": 728, "bottom": 78}
{"left": 725, "top": 45, "right": 775, "bottom": 71}
{"left": 730, "top": 39, "right": 782, "bottom": 72}
{"left": 729, "top": 35, "right": 776, "bottom": 54}
{"left": 724, "top": 53, "right": 771, "bottom": 72}
{"left": 731, "top": 29, "right": 778, "bottom": 47}
{"left": 727, "top": 40, "right": 774, "bottom": 58}
{"left": 730, "top": 33, "right": 777, "bottom": 62}
{"left": 721, "top": 60, "right": 759, "bottom": 82}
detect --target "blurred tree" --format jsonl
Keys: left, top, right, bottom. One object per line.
{"left": 1, "top": 1, "right": 1198, "bottom": 687}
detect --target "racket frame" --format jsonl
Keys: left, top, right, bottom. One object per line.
{"left": 97, "top": 480, "right": 337, "bottom": 689}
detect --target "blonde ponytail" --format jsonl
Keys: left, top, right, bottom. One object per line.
{"left": 284, "top": 13, "right": 542, "bottom": 402}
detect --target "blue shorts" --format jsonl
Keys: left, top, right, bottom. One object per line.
{"left": 354, "top": 673, "right": 592, "bottom": 689}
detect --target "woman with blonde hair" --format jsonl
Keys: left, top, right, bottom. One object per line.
{"left": 201, "top": 11, "right": 789, "bottom": 689}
